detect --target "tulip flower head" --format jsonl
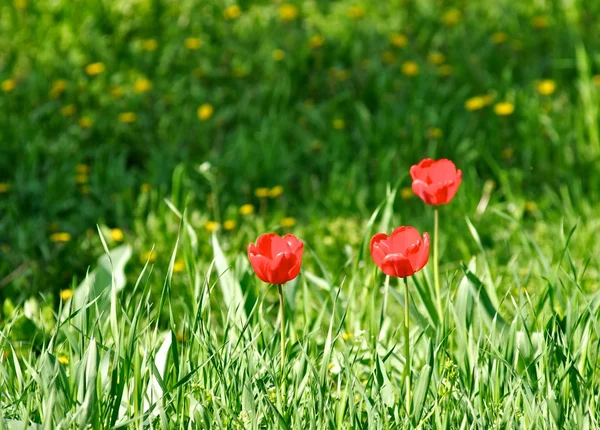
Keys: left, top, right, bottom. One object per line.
{"left": 410, "top": 158, "right": 462, "bottom": 206}
{"left": 248, "top": 233, "right": 303, "bottom": 284}
{"left": 370, "top": 226, "right": 430, "bottom": 278}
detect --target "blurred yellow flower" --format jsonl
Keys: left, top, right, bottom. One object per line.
{"left": 427, "top": 127, "right": 443, "bottom": 139}
{"left": 141, "top": 250, "right": 156, "bottom": 263}
{"left": 133, "top": 78, "right": 152, "bottom": 94}
{"left": 140, "top": 183, "right": 151, "bottom": 192}
{"left": 197, "top": 103, "right": 214, "bottom": 121}
{"left": 491, "top": 32, "right": 507, "bottom": 44}
{"left": 309, "top": 35, "right": 325, "bottom": 48}
{"left": 390, "top": 33, "right": 408, "bottom": 48}
{"left": 536, "top": 79, "right": 556, "bottom": 95}
{"left": 78, "top": 116, "right": 93, "bottom": 128}
{"left": 60, "top": 289, "right": 73, "bottom": 301}
{"left": 50, "top": 79, "right": 67, "bottom": 98}
{"left": 593, "top": 75, "right": 600, "bottom": 86}
{"left": 223, "top": 220, "right": 237, "bottom": 230}
{"left": 400, "top": 187, "right": 413, "bottom": 200}
{"left": 381, "top": 51, "right": 395, "bottom": 64}
{"left": 332, "top": 119, "right": 345, "bottom": 130}
{"left": 205, "top": 221, "right": 220, "bottom": 232}
{"left": 76, "top": 164, "right": 89, "bottom": 174}
{"left": 50, "top": 232, "right": 71, "bottom": 243}
{"left": 75, "top": 174, "right": 88, "bottom": 184}
{"left": 525, "top": 201, "right": 537, "bottom": 212}
{"left": 0, "top": 183, "right": 10, "bottom": 193}
{"left": 401, "top": 61, "right": 419, "bottom": 76}
{"left": 224, "top": 5, "right": 241, "bottom": 20}
{"left": 531, "top": 16, "right": 549, "bottom": 29}
{"left": 465, "top": 96, "right": 485, "bottom": 111}
{"left": 442, "top": 9, "right": 461, "bottom": 26}
{"left": 184, "top": 38, "right": 202, "bottom": 50}
{"left": 110, "top": 228, "right": 124, "bottom": 242}
{"left": 110, "top": 86, "right": 124, "bottom": 99}
{"left": 85, "top": 62, "right": 105, "bottom": 76}
{"left": 269, "top": 185, "right": 284, "bottom": 198}
{"left": 341, "top": 332, "right": 353, "bottom": 341}
{"left": 502, "top": 147, "right": 514, "bottom": 159}
{"left": 239, "top": 204, "right": 255, "bottom": 215}
{"left": 2, "top": 79, "right": 16, "bottom": 92}
{"left": 118, "top": 112, "right": 137, "bottom": 123}
{"left": 438, "top": 64, "right": 453, "bottom": 76}
{"left": 427, "top": 52, "right": 446, "bottom": 65}
{"left": 142, "top": 39, "right": 158, "bottom": 51}
{"left": 255, "top": 188, "right": 269, "bottom": 198}
{"left": 61, "top": 104, "right": 76, "bottom": 117}
{"left": 281, "top": 217, "right": 296, "bottom": 227}
{"left": 14, "top": 0, "right": 27, "bottom": 9}
{"left": 173, "top": 259, "right": 185, "bottom": 273}
{"left": 494, "top": 102, "right": 515, "bottom": 116}
{"left": 279, "top": 4, "right": 298, "bottom": 21}
{"left": 272, "top": 49, "right": 286, "bottom": 61}
{"left": 347, "top": 6, "right": 365, "bottom": 19}
{"left": 58, "top": 355, "right": 69, "bottom": 365}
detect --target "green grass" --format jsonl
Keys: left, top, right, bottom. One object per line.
{"left": 1, "top": 0, "right": 600, "bottom": 427}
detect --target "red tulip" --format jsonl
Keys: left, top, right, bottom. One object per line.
{"left": 370, "top": 226, "right": 430, "bottom": 278}
{"left": 410, "top": 158, "right": 462, "bottom": 206}
{"left": 248, "top": 233, "right": 304, "bottom": 284}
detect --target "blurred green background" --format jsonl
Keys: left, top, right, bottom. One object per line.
{"left": 1, "top": 0, "right": 600, "bottom": 303}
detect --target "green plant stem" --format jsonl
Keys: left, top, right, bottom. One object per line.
{"left": 403, "top": 277, "right": 411, "bottom": 414}
{"left": 278, "top": 284, "right": 286, "bottom": 403}
{"left": 433, "top": 207, "right": 443, "bottom": 321}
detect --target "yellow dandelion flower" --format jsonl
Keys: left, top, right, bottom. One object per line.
{"left": 49, "top": 79, "right": 68, "bottom": 98}
{"left": 401, "top": 61, "right": 419, "bottom": 76}
{"left": 60, "top": 104, "right": 76, "bottom": 117}
{"left": 141, "top": 250, "right": 156, "bottom": 263}
{"left": 255, "top": 188, "right": 269, "bottom": 198}
{"left": 536, "top": 79, "right": 556, "bottom": 96}
{"left": 269, "top": 185, "right": 284, "bottom": 198}
{"left": 592, "top": 75, "right": 600, "bottom": 86}
{"left": 428, "top": 52, "right": 446, "bottom": 65}
{"left": 197, "top": 103, "right": 214, "bottom": 121}
{"left": 309, "top": 35, "right": 325, "bottom": 48}
{"left": 1, "top": 79, "right": 16, "bottom": 93}
{"left": 400, "top": 187, "right": 413, "bottom": 200}
{"left": 427, "top": 127, "right": 443, "bottom": 139}
{"left": 381, "top": 51, "right": 395, "bottom": 64}
{"left": 57, "top": 355, "right": 69, "bottom": 365}
{"left": 494, "top": 102, "right": 515, "bottom": 116}
{"left": 60, "top": 289, "right": 73, "bottom": 301}
{"left": 110, "top": 228, "right": 124, "bottom": 242}
{"left": 332, "top": 119, "right": 345, "bottom": 130}
{"left": 239, "top": 204, "right": 254, "bottom": 215}
{"left": 133, "top": 78, "right": 152, "bottom": 94}
{"left": 184, "top": 38, "right": 202, "bottom": 50}
{"left": 14, "top": 0, "right": 27, "bottom": 9}
{"left": 341, "top": 332, "right": 353, "bottom": 341}
{"left": 118, "top": 112, "right": 136, "bottom": 123}
{"left": 464, "top": 96, "right": 486, "bottom": 111}
{"left": 279, "top": 4, "right": 298, "bottom": 21}
{"left": 531, "top": 16, "right": 549, "bottom": 29}
{"left": 204, "top": 221, "right": 220, "bottom": 232}
{"left": 75, "top": 174, "right": 88, "bottom": 184}
{"left": 78, "top": 117, "right": 93, "bottom": 128}
{"left": 281, "top": 217, "right": 296, "bottom": 227}
{"left": 0, "top": 183, "right": 10, "bottom": 193}
{"left": 347, "top": 6, "right": 365, "bottom": 19}
{"left": 224, "top": 5, "right": 241, "bottom": 20}
{"left": 85, "top": 62, "right": 105, "bottom": 76}
{"left": 491, "top": 32, "right": 507, "bottom": 44}
{"left": 272, "top": 49, "right": 286, "bottom": 61}
{"left": 223, "top": 220, "right": 237, "bottom": 231}
{"left": 442, "top": 9, "right": 461, "bottom": 26}
{"left": 173, "top": 259, "right": 185, "bottom": 273}
{"left": 110, "top": 86, "right": 124, "bottom": 99}
{"left": 502, "top": 147, "right": 514, "bottom": 159}
{"left": 140, "top": 183, "right": 151, "bottom": 192}
{"left": 390, "top": 33, "right": 408, "bottom": 48}
{"left": 76, "top": 164, "right": 89, "bottom": 174}
{"left": 525, "top": 201, "right": 537, "bottom": 212}
{"left": 50, "top": 232, "right": 72, "bottom": 243}
{"left": 141, "top": 39, "right": 158, "bottom": 51}
{"left": 438, "top": 64, "right": 453, "bottom": 76}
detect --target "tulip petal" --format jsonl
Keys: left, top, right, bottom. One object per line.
{"left": 272, "top": 251, "right": 299, "bottom": 284}
{"left": 389, "top": 226, "right": 421, "bottom": 254}
{"left": 381, "top": 253, "right": 415, "bottom": 278}
{"left": 427, "top": 158, "right": 457, "bottom": 183}
{"left": 248, "top": 254, "right": 273, "bottom": 284}
{"left": 410, "top": 158, "right": 435, "bottom": 181}
{"left": 407, "top": 232, "right": 430, "bottom": 272}
{"left": 370, "top": 233, "right": 390, "bottom": 266}
{"left": 284, "top": 234, "right": 304, "bottom": 260}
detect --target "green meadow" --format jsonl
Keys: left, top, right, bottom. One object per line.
{"left": 1, "top": 0, "right": 600, "bottom": 427}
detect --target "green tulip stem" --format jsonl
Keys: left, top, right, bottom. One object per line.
{"left": 433, "top": 206, "right": 443, "bottom": 320}
{"left": 278, "top": 283, "right": 286, "bottom": 403}
{"left": 404, "top": 277, "right": 411, "bottom": 414}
